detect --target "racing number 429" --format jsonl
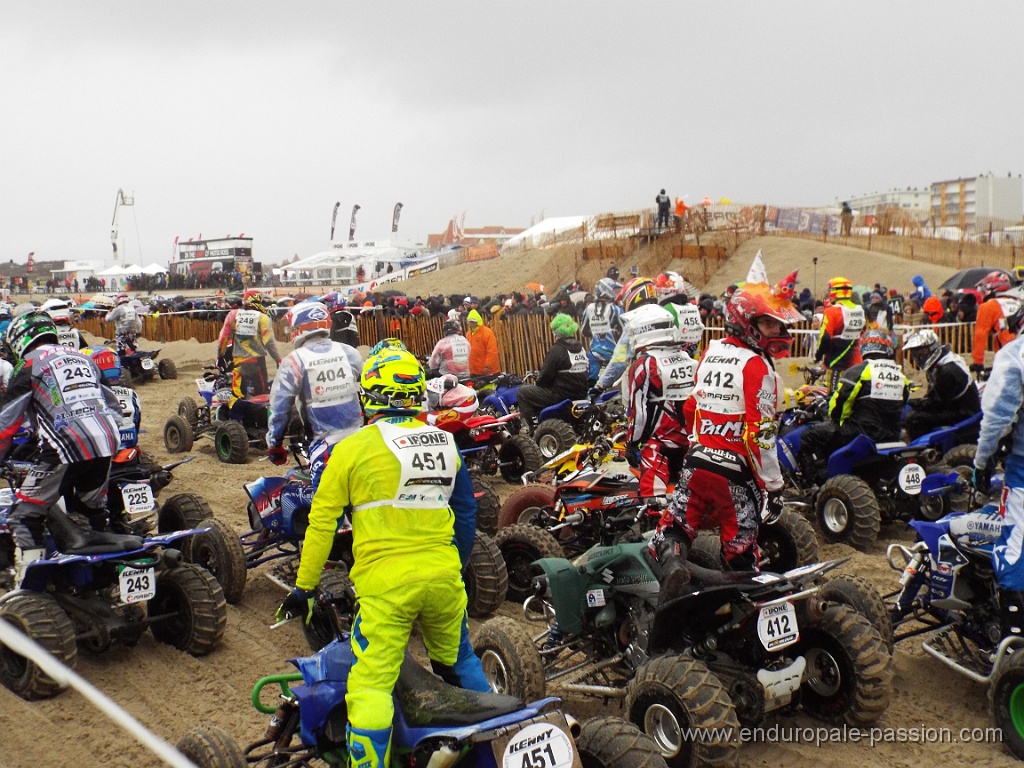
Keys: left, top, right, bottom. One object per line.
{"left": 411, "top": 451, "right": 447, "bottom": 471}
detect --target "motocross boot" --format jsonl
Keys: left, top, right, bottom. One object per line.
{"left": 655, "top": 532, "right": 691, "bottom": 606}
{"left": 1000, "top": 590, "right": 1024, "bottom": 639}
{"left": 347, "top": 725, "right": 391, "bottom": 768}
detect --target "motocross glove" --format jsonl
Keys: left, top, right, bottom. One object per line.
{"left": 267, "top": 446, "right": 288, "bottom": 465}
{"left": 973, "top": 461, "right": 994, "bottom": 495}
{"left": 762, "top": 491, "right": 785, "bottom": 525}
{"left": 276, "top": 588, "right": 315, "bottom": 625}
{"left": 587, "top": 385, "right": 604, "bottom": 402}
{"left": 969, "top": 363, "right": 985, "bottom": 374}
{"left": 625, "top": 442, "right": 642, "bottom": 469}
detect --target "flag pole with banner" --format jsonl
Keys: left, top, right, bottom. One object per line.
{"left": 392, "top": 202, "right": 404, "bottom": 234}
{"left": 349, "top": 205, "right": 361, "bottom": 242}
{"left": 330, "top": 202, "right": 340, "bottom": 242}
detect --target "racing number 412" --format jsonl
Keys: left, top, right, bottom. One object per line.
{"left": 411, "top": 451, "right": 446, "bottom": 471}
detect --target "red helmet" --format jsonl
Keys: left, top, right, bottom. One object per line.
{"left": 977, "top": 270, "right": 1011, "bottom": 296}
{"left": 243, "top": 289, "right": 267, "bottom": 311}
{"left": 617, "top": 277, "right": 658, "bottom": 312}
{"left": 725, "top": 289, "right": 801, "bottom": 358}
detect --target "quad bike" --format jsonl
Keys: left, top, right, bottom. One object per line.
{"left": 178, "top": 586, "right": 669, "bottom": 768}
{"left": 496, "top": 435, "right": 819, "bottom": 602}
{"left": 0, "top": 496, "right": 226, "bottom": 700}
{"left": 776, "top": 416, "right": 967, "bottom": 550}
{"left": 115, "top": 346, "right": 177, "bottom": 387}
{"left": 476, "top": 547, "right": 891, "bottom": 768}
{"left": 885, "top": 492, "right": 1024, "bottom": 761}
{"left": 423, "top": 377, "right": 543, "bottom": 485}
{"left": 240, "top": 452, "right": 507, "bottom": 621}
{"left": 163, "top": 364, "right": 304, "bottom": 464}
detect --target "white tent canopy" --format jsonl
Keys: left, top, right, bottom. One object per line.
{"left": 95, "top": 264, "right": 145, "bottom": 277}
{"left": 141, "top": 263, "right": 168, "bottom": 275}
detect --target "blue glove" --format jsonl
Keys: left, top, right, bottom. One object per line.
{"left": 276, "top": 587, "right": 315, "bottom": 625}
{"left": 625, "top": 442, "right": 642, "bottom": 469}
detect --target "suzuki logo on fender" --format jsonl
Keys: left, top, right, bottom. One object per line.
{"left": 699, "top": 419, "right": 743, "bottom": 437}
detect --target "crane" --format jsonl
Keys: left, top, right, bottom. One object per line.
{"left": 110, "top": 189, "right": 134, "bottom": 262}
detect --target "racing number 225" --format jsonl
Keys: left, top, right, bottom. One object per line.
{"left": 411, "top": 451, "right": 447, "bottom": 471}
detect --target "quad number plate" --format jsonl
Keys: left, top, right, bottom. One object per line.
{"left": 141, "top": 357, "right": 155, "bottom": 371}
{"left": 121, "top": 482, "right": 155, "bottom": 515}
{"left": 757, "top": 601, "right": 799, "bottom": 650}
{"left": 494, "top": 713, "right": 581, "bottom": 768}
{"left": 119, "top": 566, "right": 156, "bottom": 604}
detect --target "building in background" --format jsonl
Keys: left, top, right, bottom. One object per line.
{"left": 930, "top": 173, "right": 1023, "bottom": 233}
{"left": 170, "top": 236, "right": 255, "bottom": 283}
{"left": 840, "top": 187, "right": 932, "bottom": 220}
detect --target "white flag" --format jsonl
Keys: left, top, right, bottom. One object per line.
{"left": 746, "top": 250, "right": 768, "bottom": 284}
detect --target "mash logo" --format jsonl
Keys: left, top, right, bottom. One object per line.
{"left": 699, "top": 419, "right": 743, "bottom": 438}
{"left": 392, "top": 432, "right": 448, "bottom": 449}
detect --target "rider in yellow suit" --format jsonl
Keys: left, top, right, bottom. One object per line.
{"left": 277, "top": 348, "right": 488, "bottom": 768}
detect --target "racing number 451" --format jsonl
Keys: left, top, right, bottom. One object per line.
{"left": 411, "top": 451, "right": 447, "bottom": 471}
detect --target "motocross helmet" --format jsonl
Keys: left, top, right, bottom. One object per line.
{"left": 977, "top": 270, "right": 1012, "bottom": 297}
{"left": 116, "top": 293, "right": 130, "bottom": 306}
{"left": 368, "top": 338, "right": 407, "bottom": 357}
{"left": 285, "top": 301, "right": 331, "bottom": 347}
{"left": 625, "top": 304, "right": 680, "bottom": 350}
{"left": 902, "top": 329, "right": 941, "bottom": 369}
{"left": 725, "top": 286, "right": 801, "bottom": 358}
{"left": 243, "top": 289, "right": 268, "bottom": 312}
{"left": 859, "top": 329, "right": 897, "bottom": 360}
{"left": 827, "top": 276, "right": 854, "bottom": 302}
{"left": 360, "top": 348, "right": 425, "bottom": 417}
{"left": 594, "top": 277, "right": 620, "bottom": 300}
{"left": 618, "top": 277, "right": 658, "bottom": 312}
{"left": 606, "top": 266, "right": 620, "bottom": 281}
{"left": 6, "top": 312, "right": 59, "bottom": 362}
{"left": 83, "top": 345, "right": 122, "bottom": 384}
{"left": 550, "top": 313, "right": 579, "bottom": 338}
{"left": 442, "top": 320, "right": 462, "bottom": 336}
{"left": 665, "top": 302, "right": 705, "bottom": 344}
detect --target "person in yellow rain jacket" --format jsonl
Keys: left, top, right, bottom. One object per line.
{"left": 276, "top": 347, "right": 488, "bottom": 768}
{"left": 216, "top": 288, "right": 281, "bottom": 406}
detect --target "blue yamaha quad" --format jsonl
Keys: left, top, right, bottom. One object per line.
{"left": 0, "top": 501, "right": 226, "bottom": 700}
{"left": 177, "top": 585, "right": 668, "bottom": 768}
{"left": 776, "top": 415, "right": 975, "bottom": 551}
{"left": 885, "top": 492, "right": 1024, "bottom": 761}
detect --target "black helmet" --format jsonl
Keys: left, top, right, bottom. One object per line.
{"left": 442, "top": 320, "right": 461, "bottom": 336}
{"left": 606, "top": 266, "right": 620, "bottom": 281}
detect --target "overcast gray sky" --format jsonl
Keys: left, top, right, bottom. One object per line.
{"left": 2, "top": 1, "right": 1021, "bottom": 267}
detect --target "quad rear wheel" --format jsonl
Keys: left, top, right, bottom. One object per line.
{"left": 533, "top": 419, "right": 577, "bottom": 461}
{"left": 463, "top": 531, "right": 508, "bottom": 618}
{"left": 498, "top": 435, "right": 543, "bottom": 483}
{"left": 176, "top": 725, "right": 247, "bottom": 768}
{"left": 159, "top": 359, "right": 178, "bottom": 380}
{"left": 494, "top": 524, "right": 563, "bottom": 602}
{"left": 498, "top": 483, "right": 557, "bottom": 531}
{"left": 148, "top": 563, "right": 227, "bottom": 656}
{"left": 163, "top": 415, "right": 194, "bottom": 453}
{"left": 472, "top": 476, "right": 501, "bottom": 536}
{"left": 474, "top": 615, "right": 546, "bottom": 702}
{"left": 815, "top": 474, "right": 881, "bottom": 550}
{"left": 577, "top": 716, "right": 669, "bottom": 768}
{"left": 758, "top": 507, "right": 819, "bottom": 572}
{"left": 179, "top": 517, "right": 248, "bottom": 604}
{"left": 992, "top": 648, "right": 1024, "bottom": 761}
{"left": 0, "top": 593, "right": 76, "bottom": 700}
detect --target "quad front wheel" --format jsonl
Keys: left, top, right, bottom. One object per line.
{"left": 815, "top": 474, "right": 881, "bottom": 550}
{"left": 474, "top": 615, "right": 546, "bottom": 702}
{"left": 498, "top": 435, "right": 543, "bottom": 483}
{"left": 163, "top": 415, "right": 194, "bottom": 454}
{"left": 494, "top": 524, "right": 563, "bottom": 602}
{"left": 625, "top": 654, "right": 740, "bottom": 768}
{"left": 992, "top": 648, "right": 1024, "bottom": 761}
{"left": 176, "top": 725, "right": 247, "bottom": 768}
{"left": 158, "top": 359, "right": 178, "bottom": 380}
{"left": 463, "top": 531, "right": 508, "bottom": 618}
{"left": 215, "top": 421, "right": 250, "bottom": 464}
{"left": 177, "top": 397, "right": 199, "bottom": 428}
{"left": 179, "top": 517, "right": 248, "bottom": 604}
{"left": 0, "top": 593, "right": 76, "bottom": 700}
{"left": 148, "top": 563, "right": 227, "bottom": 656}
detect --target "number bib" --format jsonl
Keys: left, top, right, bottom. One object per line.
{"left": 586, "top": 305, "right": 613, "bottom": 336}
{"left": 373, "top": 422, "right": 459, "bottom": 508}
{"left": 233, "top": 309, "right": 260, "bottom": 339}
{"left": 499, "top": 720, "right": 577, "bottom": 768}
{"left": 997, "top": 297, "right": 1022, "bottom": 330}
{"left": 50, "top": 354, "right": 102, "bottom": 404}
{"left": 120, "top": 482, "right": 156, "bottom": 515}
{"left": 56, "top": 327, "right": 79, "bottom": 348}
{"left": 654, "top": 351, "right": 697, "bottom": 401}
{"left": 868, "top": 360, "right": 905, "bottom": 401}
{"left": 692, "top": 341, "right": 754, "bottom": 415}
{"left": 566, "top": 349, "right": 588, "bottom": 374}
{"left": 296, "top": 347, "right": 358, "bottom": 406}
{"left": 838, "top": 305, "right": 865, "bottom": 340}
{"left": 450, "top": 337, "right": 471, "bottom": 365}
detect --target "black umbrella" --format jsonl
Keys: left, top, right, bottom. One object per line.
{"left": 939, "top": 267, "right": 1013, "bottom": 292}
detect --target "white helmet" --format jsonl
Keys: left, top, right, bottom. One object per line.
{"left": 667, "top": 303, "right": 705, "bottom": 343}
{"left": 624, "top": 304, "right": 680, "bottom": 350}
{"left": 902, "top": 328, "right": 941, "bottom": 369}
